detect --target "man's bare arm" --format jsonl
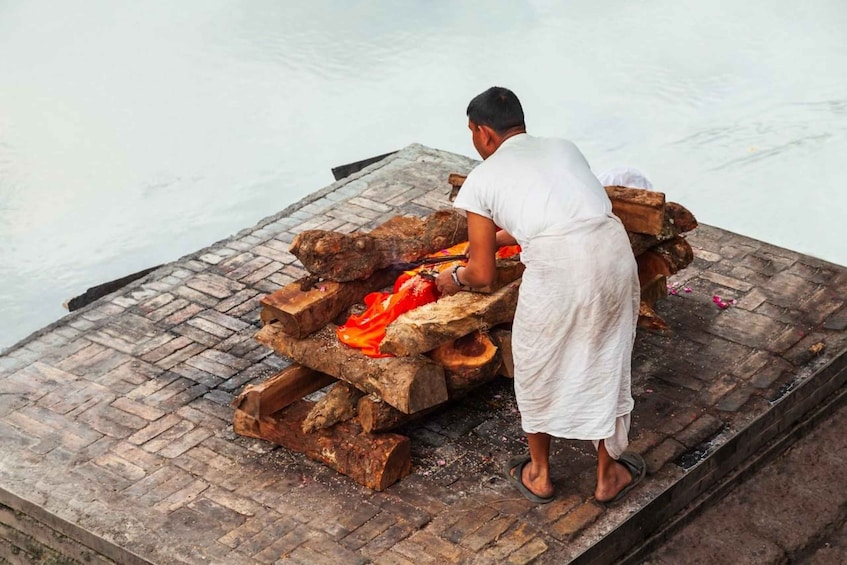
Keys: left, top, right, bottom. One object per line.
{"left": 496, "top": 229, "right": 518, "bottom": 247}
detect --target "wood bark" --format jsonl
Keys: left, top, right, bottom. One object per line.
{"left": 636, "top": 236, "right": 693, "bottom": 286}
{"left": 666, "top": 202, "right": 698, "bottom": 233}
{"left": 260, "top": 268, "right": 398, "bottom": 337}
{"left": 357, "top": 396, "right": 412, "bottom": 434}
{"left": 230, "top": 364, "right": 336, "bottom": 437}
{"left": 301, "top": 381, "right": 364, "bottom": 433}
{"left": 289, "top": 209, "right": 468, "bottom": 281}
{"left": 380, "top": 280, "right": 521, "bottom": 357}
{"left": 640, "top": 274, "right": 669, "bottom": 308}
{"left": 232, "top": 399, "right": 411, "bottom": 491}
{"left": 649, "top": 235, "right": 695, "bottom": 273}
{"left": 255, "top": 322, "right": 448, "bottom": 414}
{"left": 629, "top": 204, "right": 697, "bottom": 255}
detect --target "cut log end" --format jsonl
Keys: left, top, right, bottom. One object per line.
{"left": 428, "top": 331, "right": 498, "bottom": 372}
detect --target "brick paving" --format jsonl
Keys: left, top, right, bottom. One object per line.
{"left": 0, "top": 143, "right": 845, "bottom": 564}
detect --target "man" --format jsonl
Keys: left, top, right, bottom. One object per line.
{"left": 435, "top": 87, "right": 645, "bottom": 504}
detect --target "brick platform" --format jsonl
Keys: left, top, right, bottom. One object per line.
{"left": 1, "top": 144, "right": 845, "bottom": 564}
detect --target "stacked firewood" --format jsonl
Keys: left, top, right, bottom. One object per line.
{"left": 231, "top": 176, "right": 697, "bottom": 490}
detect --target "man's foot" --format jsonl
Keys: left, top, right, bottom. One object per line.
{"left": 595, "top": 452, "right": 646, "bottom": 504}
{"left": 505, "top": 456, "right": 554, "bottom": 504}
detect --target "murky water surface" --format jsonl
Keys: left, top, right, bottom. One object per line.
{"left": 1, "top": 1, "right": 845, "bottom": 350}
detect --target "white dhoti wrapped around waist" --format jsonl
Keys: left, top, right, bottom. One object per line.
{"left": 512, "top": 215, "right": 639, "bottom": 440}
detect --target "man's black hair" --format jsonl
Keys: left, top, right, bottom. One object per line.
{"left": 466, "top": 86, "right": 525, "bottom": 134}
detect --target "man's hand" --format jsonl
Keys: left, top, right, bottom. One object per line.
{"left": 436, "top": 268, "right": 462, "bottom": 296}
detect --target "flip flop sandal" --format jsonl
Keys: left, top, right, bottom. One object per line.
{"left": 505, "top": 456, "right": 555, "bottom": 504}
{"left": 599, "top": 451, "right": 646, "bottom": 505}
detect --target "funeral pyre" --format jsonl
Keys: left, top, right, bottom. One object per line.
{"left": 231, "top": 174, "right": 697, "bottom": 490}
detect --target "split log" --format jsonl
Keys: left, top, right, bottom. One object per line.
{"left": 604, "top": 185, "right": 666, "bottom": 236}
{"left": 256, "top": 323, "right": 448, "bottom": 414}
{"left": 380, "top": 280, "right": 521, "bottom": 357}
{"left": 301, "top": 381, "right": 364, "bottom": 433}
{"left": 358, "top": 331, "right": 503, "bottom": 433}
{"left": 260, "top": 268, "right": 398, "bottom": 337}
{"left": 233, "top": 398, "right": 411, "bottom": 491}
{"left": 230, "top": 364, "right": 336, "bottom": 436}
{"left": 289, "top": 209, "right": 468, "bottom": 281}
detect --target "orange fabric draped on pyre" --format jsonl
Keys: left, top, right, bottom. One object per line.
{"left": 337, "top": 242, "right": 520, "bottom": 357}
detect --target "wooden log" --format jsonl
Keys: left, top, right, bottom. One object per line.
{"left": 650, "top": 236, "right": 694, "bottom": 273}
{"left": 255, "top": 323, "right": 448, "bottom": 414}
{"left": 629, "top": 203, "right": 697, "bottom": 255}
{"left": 636, "top": 235, "right": 693, "bottom": 287}
{"left": 301, "top": 381, "right": 364, "bottom": 433}
{"left": 380, "top": 280, "right": 521, "bottom": 357}
{"left": 289, "top": 209, "right": 468, "bottom": 281}
{"left": 491, "top": 327, "right": 514, "bottom": 378}
{"left": 230, "top": 364, "right": 336, "bottom": 435}
{"left": 358, "top": 332, "right": 503, "bottom": 433}
{"left": 260, "top": 268, "right": 398, "bottom": 337}
{"left": 666, "top": 202, "right": 698, "bottom": 233}
{"left": 357, "top": 366, "right": 502, "bottom": 433}
{"left": 604, "top": 185, "right": 666, "bottom": 236}
{"left": 261, "top": 255, "right": 521, "bottom": 341}
{"left": 640, "top": 274, "right": 669, "bottom": 308}
{"left": 358, "top": 395, "right": 412, "bottom": 434}
{"left": 233, "top": 399, "right": 411, "bottom": 491}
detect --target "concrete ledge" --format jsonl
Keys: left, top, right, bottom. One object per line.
{"left": 0, "top": 488, "right": 149, "bottom": 565}
{"left": 577, "top": 349, "right": 847, "bottom": 564}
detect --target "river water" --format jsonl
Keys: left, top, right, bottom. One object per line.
{"left": 1, "top": 1, "right": 845, "bottom": 351}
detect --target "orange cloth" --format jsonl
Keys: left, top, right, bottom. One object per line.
{"left": 336, "top": 242, "right": 521, "bottom": 357}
